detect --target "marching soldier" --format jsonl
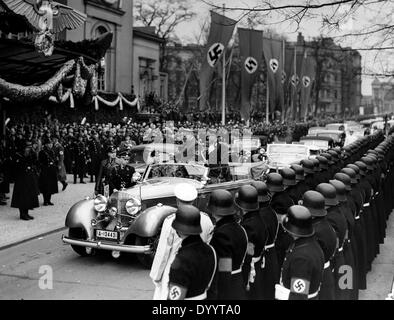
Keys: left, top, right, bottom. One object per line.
{"left": 316, "top": 183, "right": 348, "bottom": 300}
{"left": 290, "top": 164, "right": 308, "bottom": 199}
{"left": 275, "top": 205, "right": 325, "bottom": 300}
{"left": 208, "top": 189, "right": 248, "bottom": 300}
{"left": 52, "top": 135, "right": 68, "bottom": 191}
{"left": 72, "top": 135, "right": 87, "bottom": 184}
{"left": 95, "top": 145, "right": 117, "bottom": 197}
{"left": 11, "top": 141, "right": 40, "bottom": 220}
{"left": 315, "top": 156, "right": 330, "bottom": 184}
{"left": 301, "top": 191, "right": 337, "bottom": 300}
{"left": 38, "top": 138, "right": 58, "bottom": 206}
{"left": 236, "top": 185, "right": 268, "bottom": 299}
{"left": 167, "top": 205, "right": 217, "bottom": 300}
{"left": 88, "top": 131, "right": 103, "bottom": 183}
{"left": 301, "top": 159, "right": 317, "bottom": 190}
{"left": 251, "top": 181, "right": 279, "bottom": 300}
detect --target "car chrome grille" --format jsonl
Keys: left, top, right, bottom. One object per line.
{"left": 109, "top": 191, "right": 133, "bottom": 226}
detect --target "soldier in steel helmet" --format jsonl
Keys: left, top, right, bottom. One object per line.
{"left": 251, "top": 181, "right": 279, "bottom": 300}
{"left": 167, "top": 205, "right": 217, "bottom": 300}
{"left": 207, "top": 189, "right": 248, "bottom": 300}
{"left": 275, "top": 205, "right": 324, "bottom": 300}
{"left": 316, "top": 183, "right": 348, "bottom": 300}
{"left": 235, "top": 185, "right": 268, "bottom": 299}
{"left": 151, "top": 183, "right": 214, "bottom": 300}
{"left": 301, "top": 191, "right": 337, "bottom": 300}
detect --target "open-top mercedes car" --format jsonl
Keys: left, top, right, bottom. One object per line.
{"left": 62, "top": 162, "right": 261, "bottom": 267}
{"left": 264, "top": 143, "right": 310, "bottom": 172}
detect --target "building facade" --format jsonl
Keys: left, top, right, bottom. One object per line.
{"left": 61, "top": 0, "right": 134, "bottom": 94}
{"left": 372, "top": 77, "right": 394, "bottom": 114}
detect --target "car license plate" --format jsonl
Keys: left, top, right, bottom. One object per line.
{"left": 95, "top": 230, "right": 119, "bottom": 241}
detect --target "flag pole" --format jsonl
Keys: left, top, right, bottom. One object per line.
{"left": 282, "top": 39, "right": 285, "bottom": 123}
{"left": 221, "top": 4, "right": 226, "bottom": 126}
{"left": 266, "top": 69, "right": 269, "bottom": 124}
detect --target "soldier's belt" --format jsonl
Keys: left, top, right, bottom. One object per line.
{"left": 185, "top": 292, "right": 207, "bottom": 300}
{"left": 265, "top": 243, "right": 275, "bottom": 250}
{"left": 231, "top": 268, "right": 242, "bottom": 275}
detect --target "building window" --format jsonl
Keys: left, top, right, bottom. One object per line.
{"left": 94, "top": 26, "right": 109, "bottom": 91}
{"left": 139, "top": 58, "right": 156, "bottom": 97}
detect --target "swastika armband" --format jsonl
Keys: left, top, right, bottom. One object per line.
{"left": 168, "top": 283, "right": 187, "bottom": 300}
{"left": 218, "top": 258, "right": 232, "bottom": 272}
{"left": 290, "top": 278, "right": 310, "bottom": 295}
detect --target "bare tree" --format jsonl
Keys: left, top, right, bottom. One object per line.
{"left": 134, "top": 0, "right": 196, "bottom": 70}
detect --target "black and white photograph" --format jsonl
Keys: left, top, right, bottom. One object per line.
{"left": 0, "top": 0, "right": 393, "bottom": 304}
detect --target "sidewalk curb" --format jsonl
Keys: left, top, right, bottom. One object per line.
{"left": 0, "top": 227, "right": 67, "bottom": 252}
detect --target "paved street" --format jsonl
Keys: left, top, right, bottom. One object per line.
{"left": 0, "top": 177, "right": 392, "bottom": 300}
{"left": 0, "top": 230, "right": 154, "bottom": 300}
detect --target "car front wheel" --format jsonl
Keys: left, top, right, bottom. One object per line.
{"left": 69, "top": 228, "right": 91, "bottom": 257}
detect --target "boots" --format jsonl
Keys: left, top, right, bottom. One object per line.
{"left": 43, "top": 194, "right": 54, "bottom": 206}
{"left": 61, "top": 181, "right": 68, "bottom": 191}
{"left": 20, "top": 209, "right": 34, "bottom": 220}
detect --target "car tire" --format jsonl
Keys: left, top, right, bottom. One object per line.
{"left": 135, "top": 235, "right": 159, "bottom": 269}
{"left": 69, "top": 228, "right": 89, "bottom": 257}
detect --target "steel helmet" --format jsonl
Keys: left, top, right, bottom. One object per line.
{"left": 334, "top": 173, "right": 352, "bottom": 191}
{"left": 321, "top": 153, "right": 334, "bottom": 165}
{"left": 340, "top": 168, "right": 358, "bottom": 184}
{"left": 290, "top": 164, "right": 305, "bottom": 181}
{"left": 316, "top": 183, "right": 339, "bottom": 207}
{"left": 235, "top": 185, "right": 259, "bottom": 211}
{"left": 172, "top": 205, "right": 202, "bottom": 235}
{"left": 207, "top": 189, "right": 237, "bottom": 216}
{"left": 327, "top": 149, "right": 340, "bottom": 162}
{"left": 346, "top": 164, "right": 361, "bottom": 180}
{"left": 316, "top": 156, "right": 328, "bottom": 170}
{"left": 251, "top": 181, "right": 270, "bottom": 203}
{"left": 353, "top": 161, "right": 367, "bottom": 177}
{"left": 282, "top": 205, "right": 314, "bottom": 237}
{"left": 360, "top": 156, "right": 374, "bottom": 171}
{"left": 301, "top": 159, "right": 315, "bottom": 175}
{"left": 329, "top": 180, "right": 347, "bottom": 202}
{"left": 280, "top": 168, "right": 297, "bottom": 186}
{"left": 311, "top": 158, "right": 321, "bottom": 172}
{"left": 301, "top": 191, "right": 327, "bottom": 217}
{"left": 266, "top": 173, "right": 285, "bottom": 192}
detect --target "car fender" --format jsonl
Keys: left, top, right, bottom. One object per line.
{"left": 65, "top": 199, "right": 97, "bottom": 239}
{"left": 126, "top": 205, "right": 177, "bottom": 238}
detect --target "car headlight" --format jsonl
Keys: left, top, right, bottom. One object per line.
{"left": 94, "top": 195, "right": 108, "bottom": 213}
{"left": 125, "top": 197, "right": 142, "bottom": 216}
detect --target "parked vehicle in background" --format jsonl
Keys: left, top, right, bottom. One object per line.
{"left": 264, "top": 143, "right": 310, "bottom": 173}
{"left": 325, "top": 123, "right": 347, "bottom": 132}
{"left": 299, "top": 136, "right": 334, "bottom": 157}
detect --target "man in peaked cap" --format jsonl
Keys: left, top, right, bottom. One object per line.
{"left": 151, "top": 183, "right": 214, "bottom": 300}
{"left": 275, "top": 205, "right": 325, "bottom": 300}
{"left": 301, "top": 191, "right": 337, "bottom": 300}
{"left": 95, "top": 145, "right": 117, "bottom": 197}
{"left": 207, "top": 189, "right": 248, "bottom": 300}
{"left": 236, "top": 185, "right": 268, "bottom": 300}
{"left": 167, "top": 205, "right": 217, "bottom": 300}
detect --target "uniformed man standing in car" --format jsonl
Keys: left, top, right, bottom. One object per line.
{"left": 95, "top": 145, "right": 117, "bottom": 197}
{"left": 109, "top": 148, "right": 137, "bottom": 192}
{"left": 208, "top": 189, "right": 248, "bottom": 300}
{"left": 167, "top": 205, "right": 217, "bottom": 301}
{"left": 276, "top": 205, "right": 325, "bottom": 300}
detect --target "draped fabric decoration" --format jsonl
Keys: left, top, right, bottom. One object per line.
{"left": 92, "top": 93, "right": 139, "bottom": 111}
{"left": 0, "top": 59, "right": 76, "bottom": 102}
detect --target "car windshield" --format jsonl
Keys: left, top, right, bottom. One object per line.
{"left": 146, "top": 164, "right": 208, "bottom": 181}
{"left": 300, "top": 139, "right": 329, "bottom": 149}
{"left": 129, "top": 149, "right": 145, "bottom": 163}
{"left": 317, "top": 132, "right": 340, "bottom": 140}
{"left": 267, "top": 144, "right": 309, "bottom": 166}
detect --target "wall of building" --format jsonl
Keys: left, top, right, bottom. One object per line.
{"left": 65, "top": 0, "right": 133, "bottom": 94}
{"left": 132, "top": 34, "right": 161, "bottom": 99}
